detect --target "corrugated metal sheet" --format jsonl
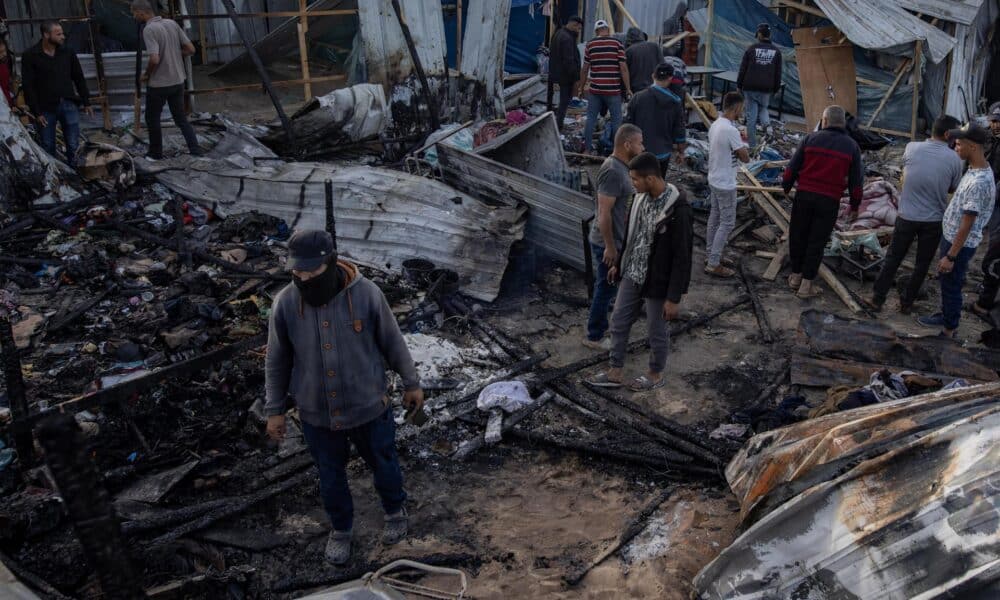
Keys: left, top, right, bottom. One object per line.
{"left": 811, "top": 0, "right": 957, "bottom": 64}
{"left": 459, "top": 0, "right": 512, "bottom": 119}
{"left": 435, "top": 143, "right": 592, "bottom": 270}
{"left": 359, "top": 0, "right": 447, "bottom": 85}
{"left": 896, "top": 0, "right": 985, "bottom": 25}
{"left": 695, "top": 382, "right": 1000, "bottom": 599}
{"left": 137, "top": 140, "right": 525, "bottom": 301}
{"left": 943, "top": 0, "right": 999, "bottom": 120}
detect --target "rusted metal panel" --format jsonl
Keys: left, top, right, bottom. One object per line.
{"left": 458, "top": 0, "right": 512, "bottom": 119}
{"left": 435, "top": 143, "right": 592, "bottom": 270}
{"left": 696, "top": 382, "right": 1000, "bottom": 599}
{"left": 475, "top": 112, "right": 570, "bottom": 183}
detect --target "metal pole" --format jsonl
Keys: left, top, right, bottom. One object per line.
{"left": 325, "top": 179, "right": 337, "bottom": 248}
{"left": 390, "top": 0, "right": 441, "bottom": 132}
{"left": 134, "top": 21, "right": 144, "bottom": 132}
{"left": 0, "top": 316, "right": 32, "bottom": 466}
{"left": 85, "top": 0, "right": 112, "bottom": 130}
{"left": 219, "top": 0, "right": 296, "bottom": 145}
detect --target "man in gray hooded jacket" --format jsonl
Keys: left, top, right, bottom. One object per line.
{"left": 265, "top": 229, "right": 423, "bottom": 565}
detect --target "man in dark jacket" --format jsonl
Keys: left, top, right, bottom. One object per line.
{"left": 547, "top": 16, "right": 583, "bottom": 132}
{"left": 625, "top": 63, "right": 686, "bottom": 176}
{"left": 586, "top": 152, "right": 693, "bottom": 392}
{"left": 265, "top": 230, "right": 424, "bottom": 565}
{"left": 737, "top": 23, "right": 782, "bottom": 148}
{"left": 624, "top": 27, "right": 662, "bottom": 93}
{"left": 783, "top": 105, "right": 862, "bottom": 298}
{"left": 661, "top": 2, "right": 688, "bottom": 58}
{"left": 21, "top": 21, "right": 92, "bottom": 165}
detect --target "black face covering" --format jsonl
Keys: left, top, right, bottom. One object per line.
{"left": 293, "top": 260, "right": 342, "bottom": 307}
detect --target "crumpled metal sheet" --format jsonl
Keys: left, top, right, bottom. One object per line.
{"left": 797, "top": 310, "right": 999, "bottom": 382}
{"left": 262, "top": 83, "right": 389, "bottom": 153}
{"left": 694, "top": 382, "right": 1000, "bottom": 600}
{"left": 0, "top": 94, "right": 78, "bottom": 206}
{"left": 136, "top": 143, "right": 525, "bottom": 301}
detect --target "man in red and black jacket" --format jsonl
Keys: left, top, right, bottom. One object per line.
{"left": 782, "top": 105, "right": 863, "bottom": 298}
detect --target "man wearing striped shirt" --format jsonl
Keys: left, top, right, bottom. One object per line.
{"left": 580, "top": 19, "right": 632, "bottom": 155}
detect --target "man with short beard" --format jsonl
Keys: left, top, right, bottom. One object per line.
{"left": 264, "top": 230, "right": 424, "bottom": 565}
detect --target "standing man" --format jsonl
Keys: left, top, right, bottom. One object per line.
{"left": 971, "top": 105, "right": 1000, "bottom": 320}
{"left": 265, "top": 230, "right": 424, "bottom": 565}
{"left": 624, "top": 27, "right": 662, "bottom": 94}
{"left": 705, "top": 92, "right": 751, "bottom": 278}
{"left": 587, "top": 152, "right": 693, "bottom": 391}
{"left": 581, "top": 19, "right": 631, "bottom": 155}
{"left": 661, "top": 2, "right": 688, "bottom": 58}
{"left": 547, "top": 16, "right": 583, "bottom": 132}
{"left": 782, "top": 105, "right": 863, "bottom": 299}
{"left": 865, "top": 116, "right": 963, "bottom": 313}
{"left": 737, "top": 23, "right": 782, "bottom": 149}
{"left": 624, "top": 63, "right": 686, "bottom": 177}
{"left": 131, "top": 0, "right": 202, "bottom": 160}
{"left": 20, "top": 21, "right": 91, "bottom": 165}
{"left": 916, "top": 123, "right": 996, "bottom": 336}
{"left": 584, "top": 124, "right": 644, "bottom": 350}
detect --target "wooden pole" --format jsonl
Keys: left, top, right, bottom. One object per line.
{"left": 297, "top": 0, "right": 312, "bottom": 101}
{"left": 197, "top": 0, "right": 208, "bottom": 65}
{"left": 610, "top": 0, "right": 639, "bottom": 29}
{"left": 705, "top": 0, "right": 715, "bottom": 67}
{"left": 84, "top": 0, "right": 112, "bottom": 130}
{"left": 0, "top": 316, "right": 33, "bottom": 466}
{"left": 456, "top": 0, "right": 463, "bottom": 68}
{"left": 911, "top": 40, "right": 922, "bottom": 139}
{"left": 134, "top": 21, "right": 143, "bottom": 132}
{"left": 866, "top": 58, "right": 912, "bottom": 128}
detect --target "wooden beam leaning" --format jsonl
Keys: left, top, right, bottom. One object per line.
{"left": 866, "top": 58, "right": 912, "bottom": 128}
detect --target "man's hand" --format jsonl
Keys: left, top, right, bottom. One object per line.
{"left": 608, "top": 266, "right": 619, "bottom": 284}
{"left": 83, "top": 106, "right": 94, "bottom": 117}
{"left": 36, "top": 114, "right": 48, "bottom": 127}
{"left": 662, "top": 301, "right": 680, "bottom": 321}
{"left": 141, "top": 72, "right": 150, "bottom": 84}
{"left": 402, "top": 388, "right": 424, "bottom": 412}
{"left": 602, "top": 246, "right": 618, "bottom": 268}
{"left": 938, "top": 256, "right": 955, "bottom": 275}
{"left": 266, "top": 415, "right": 286, "bottom": 441}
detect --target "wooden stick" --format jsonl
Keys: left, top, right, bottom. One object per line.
{"left": 738, "top": 258, "right": 777, "bottom": 343}
{"left": 705, "top": 0, "right": 715, "bottom": 67}
{"left": 564, "top": 486, "right": 676, "bottom": 586}
{"left": 197, "top": 0, "right": 208, "bottom": 65}
{"left": 762, "top": 242, "right": 788, "bottom": 281}
{"left": 610, "top": 0, "right": 639, "bottom": 29}
{"left": 866, "top": 58, "right": 911, "bottom": 128}
{"left": 736, "top": 184, "right": 786, "bottom": 194}
{"left": 297, "top": 0, "right": 312, "bottom": 101}
{"left": 739, "top": 166, "right": 790, "bottom": 224}
{"left": 456, "top": 0, "right": 463, "bottom": 68}
{"left": 661, "top": 31, "right": 692, "bottom": 51}
{"left": 686, "top": 92, "right": 712, "bottom": 128}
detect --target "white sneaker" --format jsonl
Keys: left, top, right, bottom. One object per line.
{"left": 581, "top": 337, "right": 612, "bottom": 351}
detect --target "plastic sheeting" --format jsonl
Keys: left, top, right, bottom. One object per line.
{"left": 442, "top": 1, "right": 545, "bottom": 74}
{"left": 689, "top": 1, "right": 916, "bottom": 132}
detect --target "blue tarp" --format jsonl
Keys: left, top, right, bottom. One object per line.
{"left": 692, "top": 0, "right": 914, "bottom": 133}
{"left": 443, "top": 1, "right": 546, "bottom": 75}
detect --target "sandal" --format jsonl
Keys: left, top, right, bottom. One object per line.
{"left": 628, "top": 375, "right": 666, "bottom": 392}
{"left": 796, "top": 287, "right": 823, "bottom": 300}
{"left": 586, "top": 372, "right": 623, "bottom": 388}
{"left": 787, "top": 274, "right": 802, "bottom": 290}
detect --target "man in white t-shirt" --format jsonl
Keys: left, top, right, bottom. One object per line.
{"left": 705, "top": 92, "right": 750, "bottom": 277}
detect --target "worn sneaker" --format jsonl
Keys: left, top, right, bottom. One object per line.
{"left": 382, "top": 508, "right": 408, "bottom": 545}
{"left": 325, "top": 530, "right": 352, "bottom": 565}
{"left": 916, "top": 313, "right": 946, "bottom": 329}
{"left": 705, "top": 264, "right": 736, "bottom": 278}
{"left": 581, "top": 337, "right": 612, "bottom": 351}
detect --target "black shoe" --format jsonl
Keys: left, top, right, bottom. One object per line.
{"left": 189, "top": 147, "right": 206, "bottom": 157}
{"left": 144, "top": 152, "right": 163, "bottom": 160}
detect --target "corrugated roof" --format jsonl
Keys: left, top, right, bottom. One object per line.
{"left": 812, "top": 0, "right": 957, "bottom": 63}
{"left": 895, "top": 0, "right": 986, "bottom": 25}
{"left": 695, "top": 381, "right": 1000, "bottom": 599}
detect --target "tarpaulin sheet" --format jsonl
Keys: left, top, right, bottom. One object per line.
{"left": 443, "top": 1, "right": 545, "bottom": 74}
{"left": 689, "top": 0, "right": 915, "bottom": 132}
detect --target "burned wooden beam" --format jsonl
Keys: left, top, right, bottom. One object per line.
{"left": 564, "top": 486, "right": 676, "bottom": 586}
{"left": 47, "top": 286, "right": 114, "bottom": 333}
{"left": 389, "top": 0, "right": 441, "bottom": 132}
{"left": 0, "top": 315, "right": 33, "bottom": 465}
{"left": 738, "top": 258, "right": 776, "bottom": 344}
{"left": 0, "top": 549, "right": 73, "bottom": 599}
{"left": 36, "top": 413, "right": 144, "bottom": 599}
{"left": 121, "top": 499, "right": 231, "bottom": 537}
{"left": 4, "top": 334, "right": 266, "bottom": 433}
{"left": 324, "top": 179, "right": 337, "bottom": 247}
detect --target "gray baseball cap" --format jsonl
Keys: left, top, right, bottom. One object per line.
{"left": 286, "top": 229, "right": 335, "bottom": 271}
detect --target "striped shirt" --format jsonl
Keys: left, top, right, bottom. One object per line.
{"left": 584, "top": 37, "right": 626, "bottom": 96}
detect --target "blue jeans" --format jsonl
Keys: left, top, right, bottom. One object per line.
{"left": 743, "top": 90, "right": 771, "bottom": 148}
{"left": 938, "top": 238, "right": 976, "bottom": 331}
{"left": 584, "top": 92, "right": 623, "bottom": 153}
{"left": 40, "top": 99, "right": 81, "bottom": 165}
{"left": 587, "top": 242, "right": 619, "bottom": 341}
{"left": 301, "top": 409, "right": 406, "bottom": 532}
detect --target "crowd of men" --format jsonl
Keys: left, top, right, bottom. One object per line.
{"left": 2, "top": 0, "right": 202, "bottom": 166}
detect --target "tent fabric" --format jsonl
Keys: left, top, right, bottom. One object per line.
{"left": 689, "top": 1, "right": 915, "bottom": 132}
{"left": 442, "top": 1, "right": 545, "bottom": 74}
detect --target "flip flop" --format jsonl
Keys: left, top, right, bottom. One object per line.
{"left": 787, "top": 275, "right": 802, "bottom": 291}
{"left": 796, "top": 288, "right": 823, "bottom": 300}
{"left": 629, "top": 375, "right": 666, "bottom": 392}
{"left": 585, "top": 372, "right": 623, "bottom": 389}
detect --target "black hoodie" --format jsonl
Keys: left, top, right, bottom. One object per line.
{"left": 737, "top": 40, "right": 782, "bottom": 94}
{"left": 625, "top": 85, "right": 687, "bottom": 158}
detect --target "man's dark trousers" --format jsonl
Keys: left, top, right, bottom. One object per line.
{"left": 145, "top": 83, "right": 200, "bottom": 158}
{"left": 550, "top": 76, "right": 576, "bottom": 131}
{"left": 788, "top": 190, "right": 840, "bottom": 280}
{"left": 300, "top": 408, "right": 406, "bottom": 532}
{"left": 872, "top": 217, "right": 942, "bottom": 307}
{"left": 977, "top": 240, "right": 1000, "bottom": 309}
